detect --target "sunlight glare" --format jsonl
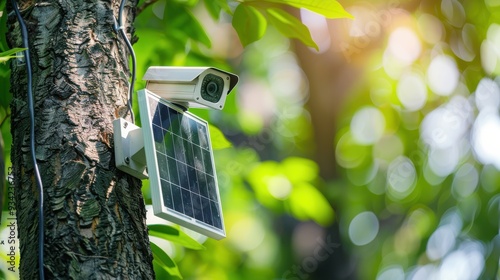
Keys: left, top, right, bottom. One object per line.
{"left": 410, "top": 264, "right": 439, "bottom": 280}
{"left": 438, "top": 244, "right": 484, "bottom": 280}
{"left": 427, "top": 224, "right": 456, "bottom": 260}
{"left": 452, "top": 163, "right": 479, "bottom": 198}
{"left": 427, "top": 55, "right": 459, "bottom": 96}
{"left": 388, "top": 27, "right": 422, "bottom": 65}
{"left": 351, "top": 107, "right": 386, "bottom": 145}
{"left": 420, "top": 96, "right": 472, "bottom": 149}
{"left": 471, "top": 109, "right": 500, "bottom": 169}
{"left": 481, "top": 24, "right": 500, "bottom": 75}
{"left": 475, "top": 77, "right": 500, "bottom": 111}
{"left": 377, "top": 266, "right": 405, "bottom": 280}
{"left": 348, "top": 211, "right": 379, "bottom": 246}
{"left": 266, "top": 175, "right": 292, "bottom": 200}
{"left": 428, "top": 145, "right": 459, "bottom": 177}
{"left": 387, "top": 156, "right": 416, "bottom": 199}
{"left": 229, "top": 216, "right": 266, "bottom": 252}
{"left": 397, "top": 72, "right": 427, "bottom": 111}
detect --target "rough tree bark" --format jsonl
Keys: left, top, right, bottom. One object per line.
{"left": 7, "top": 0, "right": 154, "bottom": 278}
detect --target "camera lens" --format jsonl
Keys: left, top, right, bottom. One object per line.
{"left": 201, "top": 74, "right": 224, "bottom": 103}
{"left": 206, "top": 81, "right": 219, "bottom": 97}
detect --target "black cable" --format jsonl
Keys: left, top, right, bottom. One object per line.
{"left": 117, "top": 0, "right": 136, "bottom": 123}
{"left": 10, "top": 1, "right": 45, "bottom": 279}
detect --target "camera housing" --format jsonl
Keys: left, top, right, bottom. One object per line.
{"left": 143, "top": 66, "right": 239, "bottom": 110}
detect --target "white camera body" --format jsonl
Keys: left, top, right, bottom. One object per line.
{"left": 143, "top": 66, "right": 239, "bottom": 110}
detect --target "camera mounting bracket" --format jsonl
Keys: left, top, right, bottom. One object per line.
{"left": 113, "top": 118, "right": 148, "bottom": 179}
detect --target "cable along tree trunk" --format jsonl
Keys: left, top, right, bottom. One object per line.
{"left": 6, "top": 0, "right": 154, "bottom": 278}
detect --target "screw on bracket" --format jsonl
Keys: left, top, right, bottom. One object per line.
{"left": 125, "top": 157, "right": 130, "bottom": 164}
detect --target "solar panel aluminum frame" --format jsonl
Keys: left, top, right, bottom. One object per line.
{"left": 138, "top": 89, "right": 226, "bottom": 240}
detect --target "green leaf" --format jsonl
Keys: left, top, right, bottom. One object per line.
{"left": 0, "top": 2, "right": 9, "bottom": 52}
{"left": 204, "top": 0, "right": 232, "bottom": 19}
{"left": 281, "top": 157, "right": 319, "bottom": 183}
{"left": 204, "top": 0, "right": 222, "bottom": 20}
{"left": 0, "top": 48, "right": 27, "bottom": 64}
{"left": 247, "top": 161, "right": 283, "bottom": 210}
{"left": 266, "top": 8, "right": 318, "bottom": 50}
{"left": 176, "top": 0, "right": 198, "bottom": 7}
{"left": 216, "top": 0, "right": 233, "bottom": 15}
{"left": 249, "top": 0, "right": 353, "bottom": 19}
{"left": 0, "top": 62, "right": 9, "bottom": 77}
{"left": 148, "top": 224, "right": 205, "bottom": 250}
{"left": 0, "top": 48, "right": 26, "bottom": 57}
{"left": 150, "top": 241, "right": 182, "bottom": 278}
{"left": 209, "top": 124, "right": 232, "bottom": 150}
{"left": 0, "top": 56, "right": 21, "bottom": 64}
{"left": 164, "top": 1, "right": 211, "bottom": 47}
{"left": 153, "top": 259, "right": 182, "bottom": 280}
{"left": 288, "top": 183, "right": 335, "bottom": 226}
{"left": 232, "top": 4, "right": 267, "bottom": 47}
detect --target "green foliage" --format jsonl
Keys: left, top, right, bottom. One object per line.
{"left": 164, "top": 0, "right": 211, "bottom": 47}
{"left": 247, "top": 0, "right": 353, "bottom": 19}
{"left": 231, "top": 0, "right": 352, "bottom": 48}
{"left": 247, "top": 157, "right": 334, "bottom": 226}
{"left": 148, "top": 223, "right": 205, "bottom": 278}
{"left": 328, "top": 1, "right": 500, "bottom": 278}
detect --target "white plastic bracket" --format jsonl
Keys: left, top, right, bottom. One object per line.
{"left": 113, "top": 118, "right": 148, "bottom": 179}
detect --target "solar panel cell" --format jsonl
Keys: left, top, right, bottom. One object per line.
{"left": 181, "top": 188, "right": 194, "bottom": 218}
{"left": 207, "top": 176, "right": 217, "bottom": 201}
{"left": 161, "top": 180, "right": 173, "bottom": 209}
{"left": 187, "top": 166, "right": 198, "bottom": 193}
{"left": 171, "top": 185, "right": 183, "bottom": 213}
{"left": 177, "top": 162, "right": 189, "bottom": 190}
{"left": 167, "top": 156, "right": 180, "bottom": 186}
{"left": 210, "top": 201, "right": 222, "bottom": 229}
{"left": 157, "top": 154, "right": 168, "bottom": 179}
{"left": 201, "top": 197, "right": 213, "bottom": 226}
{"left": 202, "top": 149, "right": 213, "bottom": 175}
{"left": 153, "top": 125, "right": 166, "bottom": 154}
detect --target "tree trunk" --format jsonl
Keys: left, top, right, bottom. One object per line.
{"left": 7, "top": 0, "right": 154, "bottom": 278}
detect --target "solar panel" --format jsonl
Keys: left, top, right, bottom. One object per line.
{"left": 138, "top": 89, "right": 225, "bottom": 239}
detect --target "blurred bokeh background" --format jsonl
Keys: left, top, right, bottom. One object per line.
{"left": 2, "top": 0, "right": 500, "bottom": 279}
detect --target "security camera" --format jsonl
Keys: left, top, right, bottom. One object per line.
{"left": 143, "top": 66, "right": 239, "bottom": 110}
